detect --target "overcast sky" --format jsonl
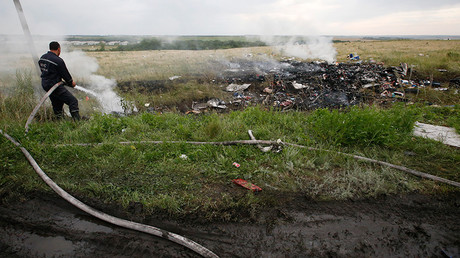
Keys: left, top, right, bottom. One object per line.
{"left": 1, "top": 0, "right": 459, "bottom": 36}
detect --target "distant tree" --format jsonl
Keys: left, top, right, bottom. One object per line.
{"left": 98, "top": 41, "right": 106, "bottom": 51}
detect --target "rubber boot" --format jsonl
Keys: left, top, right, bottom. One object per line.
{"left": 71, "top": 111, "right": 81, "bottom": 121}
{"left": 54, "top": 111, "right": 64, "bottom": 121}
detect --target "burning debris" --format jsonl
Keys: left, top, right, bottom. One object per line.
{"left": 118, "top": 58, "right": 452, "bottom": 114}
{"left": 199, "top": 59, "right": 451, "bottom": 112}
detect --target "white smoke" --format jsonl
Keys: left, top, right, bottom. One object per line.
{"left": 62, "top": 50, "right": 125, "bottom": 113}
{"left": 260, "top": 35, "right": 337, "bottom": 64}
{"left": 0, "top": 35, "right": 60, "bottom": 76}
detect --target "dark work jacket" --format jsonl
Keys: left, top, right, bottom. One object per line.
{"left": 38, "top": 51, "right": 73, "bottom": 93}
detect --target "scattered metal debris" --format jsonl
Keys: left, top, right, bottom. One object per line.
{"left": 206, "top": 99, "right": 227, "bottom": 109}
{"left": 207, "top": 59, "right": 456, "bottom": 112}
{"left": 119, "top": 59, "right": 454, "bottom": 114}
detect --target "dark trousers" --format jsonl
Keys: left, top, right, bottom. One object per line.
{"left": 49, "top": 86, "right": 79, "bottom": 118}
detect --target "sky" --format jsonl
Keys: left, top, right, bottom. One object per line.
{"left": 1, "top": 0, "right": 459, "bottom": 36}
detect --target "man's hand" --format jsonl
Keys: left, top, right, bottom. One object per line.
{"left": 72, "top": 81, "right": 76, "bottom": 87}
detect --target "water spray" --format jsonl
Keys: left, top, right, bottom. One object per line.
{"left": 74, "top": 85, "right": 98, "bottom": 97}
{"left": 74, "top": 83, "right": 126, "bottom": 114}
{"left": 74, "top": 85, "right": 105, "bottom": 104}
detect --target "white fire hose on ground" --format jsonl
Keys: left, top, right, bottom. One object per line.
{"left": 25, "top": 82, "right": 62, "bottom": 133}
{"left": 55, "top": 135, "right": 460, "bottom": 189}
{"left": 0, "top": 129, "right": 219, "bottom": 258}
{"left": 18, "top": 80, "right": 222, "bottom": 256}
{"left": 3, "top": 124, "right": 460, "bottom": 256}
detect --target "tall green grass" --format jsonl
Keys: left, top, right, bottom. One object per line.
{"left": 0, "top": 70, "right": 38, "bottom": 123}
{"left": 3, "top": 103, "right": 459, "bottom": 220}
{"left": 305, "top": 105, "right": 417, "bottom": 147}
{"left": 417, "top": 104, "right": 460, "bottom": 133}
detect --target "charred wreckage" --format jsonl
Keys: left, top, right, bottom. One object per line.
{"left": 194, "top": 58, "right": 457, "bottom": 113}
{"left": 119, "top": 59, "right": 457, "bottom": 113}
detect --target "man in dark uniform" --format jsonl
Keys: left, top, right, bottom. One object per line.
{"left": 38, "top": 41, "right": 80, "bottom": 120}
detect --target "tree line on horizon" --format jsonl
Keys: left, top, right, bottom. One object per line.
{"left": 112, "top": 38, "right": 267, "bottom": 51}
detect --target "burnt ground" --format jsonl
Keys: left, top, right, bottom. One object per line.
{"left": 0, "top": 192, "right": 459, "bottom": 257}
{"left": 117, "top": 60, "right": 459, "bottom": 114}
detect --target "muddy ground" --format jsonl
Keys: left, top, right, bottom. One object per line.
{"left": 0, "top": 192, "right": 459, "bottom": 257}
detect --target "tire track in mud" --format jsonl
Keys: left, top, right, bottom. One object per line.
{"left": 1, "top": 193, "right": 459, "bottom": 257}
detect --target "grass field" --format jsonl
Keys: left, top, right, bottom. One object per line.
{"left": 88, "top": 47, "right": 273, "bottom": 81}
{"left": 335, "top": 40, "right": 460, "bottom": 81}
{"left": 1, "top": 39, "right": 459, "bottom": 220}
{"left": 83, "top": 40, "right": 460, "bottom": 82}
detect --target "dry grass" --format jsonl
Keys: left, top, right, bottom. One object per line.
{"left": 335, "top": 40, "right": 460, "bottom": 61}
{"left": 335, "top": 40, "right": 460, "bottom": 80}
{"left": 83, "top": 40, "right": 460, "bottom": 83}
{"left": 88, "top": 47, "right": 273, "bottom": 82}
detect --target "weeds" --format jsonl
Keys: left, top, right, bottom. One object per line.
{"left": 0, "top": 70, "right": 51, "bottom": 124}
{"left": 305, "top": 105, "right": 417, "bottom": 147}
{"left": 416, "top": 104, "right": 460, "bottom": 133}
{"left": 2, "top": 104, "right": 459, "bottom": 220}
{"left": 408, "top": 88, "right": 460, "bottom": 107}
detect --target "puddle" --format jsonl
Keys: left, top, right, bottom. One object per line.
{"left": 1, "top": 229, "right": 77, "bottom": 257}
{"left": 71, "top": 215, "right": 113, "bottom": 233}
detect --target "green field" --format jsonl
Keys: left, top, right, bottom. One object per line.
{"left": 1, "top": 39, "right": 459, "bottom": 220}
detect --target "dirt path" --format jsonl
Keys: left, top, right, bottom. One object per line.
{"left": 1, "top": 193, "right": 459, "bottom": 257}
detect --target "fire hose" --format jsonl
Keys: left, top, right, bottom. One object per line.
{"left": 25, "top": 82, "right": 62, "bottom": 133}
{"left": 9, "top": 75, "right": 460, "bottom": 256}
{"left": 12, "top": 0, "right": 219, "bottom": 255}
{"left": 2, "top": 127, "right": 459, "bottom": 257}
{"left": 0, "top": 129, "right": 219, "bottom": 258}
{"left": 55, "top": 136, "right": 460, "bottom": 189}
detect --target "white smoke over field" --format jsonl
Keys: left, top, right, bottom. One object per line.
{"left": 260, "top": 35, "right": 337, "bottom": 64}
{"left": 62, "top": 51, "right": 125, "bottom": 113}
{"left": 0, "top": 35, "right": 57, "bottom": 76}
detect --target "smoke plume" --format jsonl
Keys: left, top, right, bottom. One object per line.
{"left": 260, "top": 35, "right": 337, "bottom": 64}
{"left": 62, "top": 50, "right": 124, "bottom": 113}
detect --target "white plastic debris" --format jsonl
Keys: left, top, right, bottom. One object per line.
{"left": 292, "top": 81, "right": 310, "bottom": 90}
{"left": 226, "top": 83, "right": 251, "bottom": 92}
{"left": 169, "top": 75, "right": 182, "bottom": 81}
{"left": 413, "top": 122, "right": 460, "bottom": 148}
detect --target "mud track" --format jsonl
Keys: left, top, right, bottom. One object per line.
{"left": 0, "top": 193, "right": 459, "bottom": 257}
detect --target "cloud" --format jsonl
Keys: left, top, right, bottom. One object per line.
{"left": 340, "top": 5, "right": 460, "bottom": 35}
{"left": 1, "top": 0, "right": 459, "bottom": 35}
